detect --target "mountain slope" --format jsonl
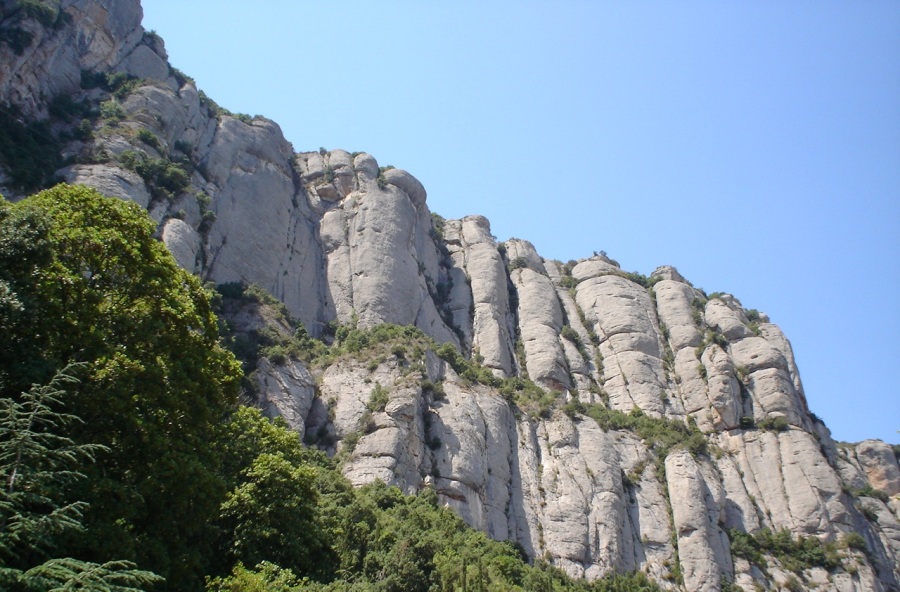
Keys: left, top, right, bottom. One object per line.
{"left": 1, "top": 1, "right": 898, "bottom": 590}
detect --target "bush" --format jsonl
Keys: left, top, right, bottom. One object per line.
{"left": 175, "top": 139, "right": 193, "bottom": 154}
{"left": 560, "top": 325, "right": 582, "bottom": 348}
{"left": 421, "top": 380, "right": 446, "bottom": 401}
{"left": 860, "top": 505, "right": 879, "bottom": 523}
{"left": 48, "top": 93, "right": 89, "bottom": 121}
{"left": 119, "top": 151, "right": 190, "bottom": 201}
{"left": 758, "top": 416, "right": 790, "bottom": 432}
{"left": 508, "top": 257, "right": 527, "bottom": 271}
{"left": 74, "top": 118, "right": 93, "bottom": 141}
{"left": 18, "top": 0, "right": 59, "bottom": 26}
{"left": 578, "top": 404, "right": 707, "bottom": 461}
{"left": 430, "top": 212, "right": 446, "bottom": 241}
{"left": 104, "top": 72, "right": 142, "bottom": 99}
{"left": 559, "top": 275, "right": 578, "bottom": 289}
{"left": 99, "top": 99, "right": 125, "bottom": 121}
{"left": 855, "top": 484, "right": 890, "bottom": 503}
{"left": 0, "top": 26, "right": 35, "bottom": 55}
{"left": 367, "top": 383, "right": 390, "bottom": 413}
{"left": 729, "top": 527, "right": 841, "bottom": 574}
{"left": 136, "top": 127, "right": 162, "bottom": 151}
{"left": 844, "top": 532, "right": 867, "bottom": 553}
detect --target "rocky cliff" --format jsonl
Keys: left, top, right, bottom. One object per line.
{"left": 1, "top": 1, "right": 898, "bottom": 590}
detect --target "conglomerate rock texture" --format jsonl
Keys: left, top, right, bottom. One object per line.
{"left": 2, "top": 1, "right": 899, "bottom": 590}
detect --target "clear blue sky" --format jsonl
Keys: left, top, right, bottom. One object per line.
{"left": 141, "top": 1, "right": 900, "bottom": 444}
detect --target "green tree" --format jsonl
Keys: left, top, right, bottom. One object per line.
{"left": 0, "top": 368, "right": 161, "bottom": 591}
{"left": 206, "top": 562, "right": 303, "bottom": 592}
{"left": 220, "top": 453, "right": 324, "bottom": 577}
{"left": 0, "top": 185, "right": 242, "bottom": 590}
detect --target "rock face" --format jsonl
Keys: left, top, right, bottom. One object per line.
{"left": 3, "top": 3, "right": 900, "bottom": 590}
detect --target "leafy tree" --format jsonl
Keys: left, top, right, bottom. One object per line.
{"left": 220, "top": 454, "right": 325, "bottom": 577}
{"left": 206, "top": 562, "right": 304, "bottom": 592}
{"left": 215, "top": 406, "right": 323, "bottom": 490}
{"left": 0, "top": 185, "right": 242, "bottom": 590}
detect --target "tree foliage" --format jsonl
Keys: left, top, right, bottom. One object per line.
{"left": 0, "top": 185, "right": 241, "bottom": 590}
{"left": 0, "top": 368, "right": 161, "bottom": 592}
{"left": 220, "top": 453, "right": 324, "bottom": 576}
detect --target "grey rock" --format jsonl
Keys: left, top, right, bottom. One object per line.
{"left": 255, "top": 358, "right": 317, "bottom": 441}
{"left": 120, "top": 42, "right": 168, "bottom": 81}
{"left": 383, "top": 167, "right": 426, "bottom": 208}
{"left": 704, "top": 298, "right": 753, "bottom": 341}
{"left": 575, "top": 275, "right": 665, "bottom": 414}
{"left": 513, "top": 267, "right": 569, "bottom": 390}
{"left": 60, "top": 164, "right": 151, "bottom": 208}
{"left": 856, "top": 440, "right": 900, "bottom": 496}
{"left": 456, "top": 216, "right": 515, "bottom": 376}
{"left": 160, "top": 218, "right": 199, "bottom": 272}
{"left": 666, "top": 451, "right": 733, "bottom": 592}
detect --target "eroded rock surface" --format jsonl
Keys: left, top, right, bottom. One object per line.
{"left": 3, "top": 3, "right": 899, "bottom": 590}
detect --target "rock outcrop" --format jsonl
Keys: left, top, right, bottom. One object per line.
{"left": 2, "top": 2, "right": 899, "bottom": 590}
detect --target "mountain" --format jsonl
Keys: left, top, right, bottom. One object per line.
{"left": 1, "top": 1, "right": 898, "bottom": 590}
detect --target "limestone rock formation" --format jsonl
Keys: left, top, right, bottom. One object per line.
{"left": 2, "top": 2, "right": 899, "bottom": 590}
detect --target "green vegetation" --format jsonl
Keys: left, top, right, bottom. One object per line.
{"left": 728, "top": 528, "right": 842, "bottom": 574}
{"left": 848, "top": 484, "right": 890, "bottom": 503}
{"left": 212, "top": 282, "right": 327, "bottom": 389}
{"left": 559, "top": 275, "right": 579, "bottom": 289}
{"left": 0, "top": 24, "right": 35, "bottom": 55}
{"left": 119, "top": 149, "right": 191, "bottom": 201}
{"left": 435, "top": 343, "right": 556, "bottom": 419}
{"left": 80, "top": 70, "right": 143, "bottom": 100}
{"left": 17, "top": 0, "right": 61, "bottom": 26}
{"left": 376, "top": 165, "right": 394, "bottom": 190}
{"left": 696, "top": 328, "right": 728, "bottom": 356}
{"left": 508, "top": 256, "right": 528, "bottom": 271}
{"left": 136, "top": 127, "right": 162, "bottom": 151}
{"left": 198, "top": 89, "right": 232, "bottom": 118}
{"left": 563, "top": 402, "right": 707, "bottom": 478}
{"left": 744, "top": 308, "right": 763, "bottom": 335}
{"left": 2, "top": 184, "right": 862, "bottom": 592}
{"left": 558, "top": 260, "right": 580, "bottom": 289}
{"left": 0, "top": 366, "right": 163, "bottom": 591}
{"left": 0, "top": 185, "right": 242, "bottom": 590}
{"left": 757, "top": 416, "right": 790, "bottom": 432}
{"left": 615, "top": 270, "right": 660, "bottom": 289}
{"left": 844, "top": 532, "right": 867, "bottom": 553}
{"left": 0, "top": 193, "right": 665, "bottom": 591}
{"left": 98, "top": 98, "right": 125, "bottom": 121}
{"left": 206, "top": 466, "right": 667, "bottom": 591}
{"left": 561, "top": 324, "right": 586, "bottom": 354}
{"left": 429, "top": 212, "right": 446, "bottom": 241}
{"left": 0, "top": 103, "right": 63, "bottom": 193}
{"left": 690, "top": 297, "right": 706, "bottom": 326}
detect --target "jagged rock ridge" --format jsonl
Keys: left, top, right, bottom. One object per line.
{"left": 1, "top": 1, "right": 899, "bottom": 590}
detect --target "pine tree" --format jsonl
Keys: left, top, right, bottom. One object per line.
{"left": 0, "top": 367, "right": 161, "bottom": 591}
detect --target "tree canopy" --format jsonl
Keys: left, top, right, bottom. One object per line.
{"left": 0, "top": 185, "right": 241, "bottom": 590}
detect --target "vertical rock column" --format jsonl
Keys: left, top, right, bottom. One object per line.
{"left": 573, "top": 264, "right": 667, "bottom": 415}
{"left": 666, "top": 451, "right": 734, "bottom": 592}
{"left": 446, "top": 216, "right": 515, "bottom": 376}
{"left": 505, "top": 239, "right": 571, "bottom": 390}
